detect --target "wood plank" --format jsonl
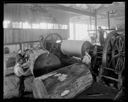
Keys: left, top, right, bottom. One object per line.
{"left": 101, "top": 75, "right": 119, "bottom": 81}
{"left": 102, "top": 67, "right": 115, "bottom": 72}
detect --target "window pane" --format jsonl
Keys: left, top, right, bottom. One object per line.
{"left": 3, "top": 20, "right": 11, "bottom": 28}
{"left": 32, "top": 23, "right": 39, "bottom": 29}
{"left": 53, "top": 24, "right": 58, "bottom": 29}
{"left": 48, "top": 23, "right": 53, "bottom": 29}
{"left": 23, "top": 22, "right": 31, "bottom": 29}
{"left": 39, "top": 23, "right": 48, "bottom": 29}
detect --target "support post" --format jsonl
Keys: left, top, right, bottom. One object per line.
{"left": 73, "top": 23, "right": 76, "bottom": 40}
{"left": 107, "top": 11, "right": 110, "bottom": 29}
{"left": 94, "top": 9, "right": 97, "bottom": 42}
{"left": 19, "top": 43, "right": 22, "bottom": 51}
{"left": 90, "top": 16, "right": 92, "bottom": 30}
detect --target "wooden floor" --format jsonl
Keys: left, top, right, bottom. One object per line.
{"left": 75, "top": 81, "right": 118, "bottom": 99}
{"left": 14, "top": 81, "right": 118, "bottom": 99}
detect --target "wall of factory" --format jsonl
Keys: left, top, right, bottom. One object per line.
{"left": 97, "top": 16, "right": 125, "bottom": 29}
{"left": 4, "top": 29, "right": 68, "bottom": 44}
{"left": 4, "top": 4, "right": 70, "bottom": 45}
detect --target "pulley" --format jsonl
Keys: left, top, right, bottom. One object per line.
{"left": 41, "top": 33, "right": 63, "bottom": 53}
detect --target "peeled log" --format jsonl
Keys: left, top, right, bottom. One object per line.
{"left": 33, "top": 53, "right": 61, "bottom": 78}
{"left": 61, "top": 40, "right": 92, "bottom": 57}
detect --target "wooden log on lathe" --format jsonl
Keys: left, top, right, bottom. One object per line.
{"left": 33, "top": 53, "right": 61, "bottom": 78}
{"left": 33, "top": 63, "right": 93, "bottom": 98}
{"left": 60, "top": 40, "right": 92, "bottom": 57}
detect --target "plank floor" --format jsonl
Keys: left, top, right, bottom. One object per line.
{"left": 12, "top": 81, "right": 118, "bottom": 99}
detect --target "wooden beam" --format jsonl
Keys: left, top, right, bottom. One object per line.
{"left": 107, "top": 11, "right": 110, "bottom": 29}
{"left": 94, "top": 9, "right": 97, "bottom": 36}
{"left": 48, "top": 5, "right": 95, "bottom": 17}
{"left": 4, "top": 40, "right": 40, "bottom": 45}
{"left": 5, "top": 4, "right": 95, "bottom": 16}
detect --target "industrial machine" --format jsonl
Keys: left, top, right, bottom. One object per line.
{"left": 33, "top": 36, "right": 94, "bottom": 98}
{"left": 37, "top": 30, "right": 125, "bottom": 90}
{"left": 41, "top": 30, "right": 125, "bottom": 90}
{"left": 3, "top": 30, "right": 125, "bottom": 99}
{"left": 99, "top": 30, "right": 125, "bottom": 89}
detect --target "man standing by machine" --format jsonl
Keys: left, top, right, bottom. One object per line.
{"left": 14, "top": 50, "right": 31, "bottom": 97}
{"left": 98, "top": 26, "right": 105, "bottom": 46}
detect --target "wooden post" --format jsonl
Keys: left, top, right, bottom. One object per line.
{"left": 19, "top": 43, "right": 22, "bottom": 51}
{"left": 89, "top": 8, "right": 92, "bottom": 30}
{"left": 90, "top": 16, "right": 92, "bottom": 30}
{"left": 107, "top": 11, "right": 110, "bottom": 29}
{"left": 94, "top": 9, "right": 97, "bottom": 42}
{"left": 73, "top": 23, "right": 76, "bottom": 40}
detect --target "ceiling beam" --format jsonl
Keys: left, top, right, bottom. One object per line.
{"left": 46, "top": 5, "right": 96, "bottom": 17}
{"left": 4, "top": 4, "right": 96, "bottom": 17}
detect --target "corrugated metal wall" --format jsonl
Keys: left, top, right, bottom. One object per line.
{"left": 4, "top": 29, "right": 68, "bottom": 44}
{"left": 4, "top": 4, "right": 70, "bottom": 44}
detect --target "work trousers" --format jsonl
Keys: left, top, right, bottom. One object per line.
{"left": 19, "top": 76, "right": 25, "bottom": 97}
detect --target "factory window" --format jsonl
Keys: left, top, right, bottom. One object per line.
{"left": 62, "top": 25, "right": 68, "bottom": 29}
{"left": 89, "top": 24, "right": 95, "bottom": 30}
{"left": 47, "top": 23, "right": 53, "bottom": 29}
{"left": 69, "top": 23, "right": 74, "bottom": 40}
{"left": 12, "top": 22, "right": 19, "bottom": 28}
{"left": 4, "top": 20, "right": 68, "bottom": 30}
{"left": 32, "top": 23, "right": 40, "bottom": 29}
{"left": 11, "top": 22, "right": 31, "bottom": 29}
{"left": 39, "top": 23, "right": 48, "bottom": 29}
{"left": 53, "top": 24, "right": 59, "bottom": 29}
{"left": 3, "top": 20, "right": 11, "bottom": 28}
{"left": 59, "top": 25, "right": 63, "bottom": 29}
{"left": 18, "top": 22, "right": 23, "bottom": 28}
{"left": 59, "top": 24, "right": 68, "bottom": 29}
{"left": 69, "top": 23, "right": 90, "bottom": 41}
{"left": 22, "top": 22, "right": 31, "bottom": 29}
{"left": 64, "top": 25, "right": 68, "bottom": 29}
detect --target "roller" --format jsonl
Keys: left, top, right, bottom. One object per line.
{"left": 60, "top": 40, "right": 92, "bottom": 57}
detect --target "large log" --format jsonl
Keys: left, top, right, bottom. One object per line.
{"left": 33, "top": 53, "right": 61, "bottom": 78}
{"left": 33, "top": 63, "right": 93, "bottom": 98}
{"left": 61, "top": 40, "right": 92, "bottom": 57}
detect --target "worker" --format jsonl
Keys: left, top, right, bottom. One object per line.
{"left": 98, "top": 26, "right": 105, "bottom": 46}
{"left": 82, "top": 51, "right": 91, "bottom": 65}
{"left": 14, "top": 50, "right": 31, "bottom": 97}
{"left": 24, "top": 49, "right": 30, "bottom": 62}
{"left": 40, "top": 35, "right": 44, "bottom": 49}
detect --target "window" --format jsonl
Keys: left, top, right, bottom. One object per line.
{"left": 22, "top": 22, "right": 31, "bottom": 29}
{"left": 39, "top": 23, "right": 48, "bottom": 29}
{"left": 3, "top": 20, "right": 68, "bottom": 30}
{"left": 48, "top": 23, "right": 53, "bottom": 29}
{"left": 3, "top": 20, "right": 11, "bottom": 28}
{"left": 53, "top": 24, "right": 59, "bottom": 29}
{"left": 59, "top": 24, "right": 68, "bottom": 29}
{"left": 19, "top": 22, "right": 23, "bottom": 28}
{"left": 32, "top": 23, "right": 39, "bottom": 29}
{"left": 62, "top": 25, "right": 68, "bottom": 29}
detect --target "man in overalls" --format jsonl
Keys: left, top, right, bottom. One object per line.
{"left": 14, "top": 50, "right": 31, "bottom": 97}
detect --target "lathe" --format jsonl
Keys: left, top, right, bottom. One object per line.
{"left": 32, "top": 30, "right": 125, "bottom": 98}
{"left": 33, "top": 40, "right": 94, "bottom": 98}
